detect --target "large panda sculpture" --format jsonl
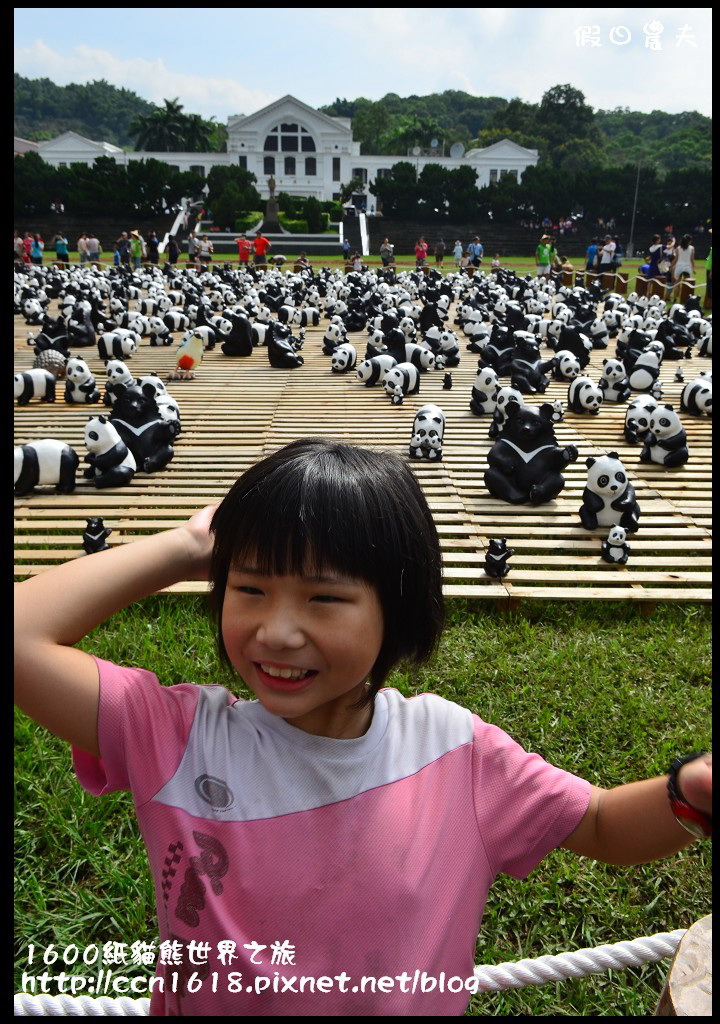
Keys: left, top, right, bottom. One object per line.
{"left": 409, "top": 404, "right": 446, "bottom": 461}
{"left": 14, "top": 439, "right": 79, "bottom": 496}
{"left": 469, "top": 366, "right": 499, "bottom": 417}
{"left": 579, "top": 453, "right": 641, "bottom": 533}
{"left": 383, "top": 362, "right": 420, "bottom": 405}
{"left": 598, "top": 358, "right": 631, "bottom": 403}
{"left": 640, "top": 406, "right": 689, "bottom": 468}
{"left": 83, "top": 415, "right": 137, "bottom": 488}
{"left": 64, "top": 357, "right": 101, "bottom": 404}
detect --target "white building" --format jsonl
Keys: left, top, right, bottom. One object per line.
{"left": 36, "top": 95, "right": 538, "bottom": 203}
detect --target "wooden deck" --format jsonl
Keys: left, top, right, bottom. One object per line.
{"left": 14, "top": 302, "right": 712, "bottom": 604}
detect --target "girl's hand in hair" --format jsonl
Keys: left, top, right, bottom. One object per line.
{"left": 181, "top": 504, "right": 218, "bottom": 581}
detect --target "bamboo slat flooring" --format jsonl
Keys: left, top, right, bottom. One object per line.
{"left": 13, "top": 294, "right": 712, "bottom": 604}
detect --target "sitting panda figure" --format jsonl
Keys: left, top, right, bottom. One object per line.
{"left": 83, "top": 415, "right": 137, "bottom": 488}
{"left": 138, "top": 374, "right": 182, "bottom": 437}
{"left": 14, "top": 368, "right": 56, "bottom": 405}
{"left": 579, "top": 453, "right": 641, "bottom": 533}
{"left": 640, "top": 406, "right": 689, "bottom": 468}
{"left": 483, "top": 538, "right": 514, "bottom": 578}
{"left": 624, "top": 395, "right": 658, "bottom": 444}
{"left": 598, "top": 358, "right": 631, "bottom": 403}
{"left": 550, "top": 400, "right": 564, "bottom": 423}
{"left": 323, "top": 322, "right": 347, "bottom": 355}
{"left": 64, "top": 357, "right": 101, "bottom": 404}
{"left": 600, "top": 525, "right": 631, "bottom": 565}
{"left": 266, "top": 323, "right": 304, "bottom": 369}
{"left": 509, "top": 334, "right": 555, "bottom": 394}
{"left": 550, "top": 350, "right": 582, "bottom": 381}
{"left": 103, "top": 359, "right": 135, "bottom": 406}
{"left": 628, "top": 347, "right": 662, "bottom": 392}
{"left": 14, "top": 439, "right": 80, "bottom": 496}
{"left": 680, "top": 374, "right": 712, "bottom": 417}
{"left": 82, "top": 516, "right": 113, "bottom": 555}
{"left": 488, "top": 386, "right": 524, "bottom": 438}
{"left": 469, "top": 366, "right": 499, "bottom": 417}
{"left": 330, "top": 344, "right": 357, "bottom": 374}
{"left": 355, "top": 355, "right": 397, "bottom": 387}
{"left": 567, "top": 376, "right": 603, "bottom": 415}
{"left": 383, "top": 362, "right": 420, "bottom": 405}
{"left": 409, "top": 403, "right": 446, "bottom": 461}
{"left": 110, "top": 382, "right": 175, "bottom": 474}
{"left": 484, "top": 402, "right": 579, "bottom": 505}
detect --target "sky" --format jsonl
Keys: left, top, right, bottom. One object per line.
{"left": 14, "top": 8, "right": 712, "bottom": 123}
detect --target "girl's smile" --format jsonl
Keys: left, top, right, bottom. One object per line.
{"left": 222, "top": 567, "right": 384, "bottom": 739}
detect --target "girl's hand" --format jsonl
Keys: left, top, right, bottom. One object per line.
{"left": 180, "top": 504, "right": 218, "bottom": 581}
{"left": 678, "top": 753, "right": 712, "bottom": 815}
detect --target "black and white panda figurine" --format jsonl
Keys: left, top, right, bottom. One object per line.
{"left": 624, "top": 395, "right": 658, "bottom": 444}
{"left": 82, "top": 516, "right": 113, "bottom": 555}
{"left": 551, "top": 350, "right": 582, "bottom": 381}
{"left": 567, "top": 376, "right": 603, "bottom": 415}
{"left": 322, "top": 322, "right": 347, "bottom": 355}
{"left": 600, "top": 525, "right": 631, "bottom": 565}
{"left": 598, "top": 358, "right": 632, "bottom": 403}
{"left": 405, "top": 343, "right": 435, "bottom": 371}
{"left": 14, "top": 368, "right": 57, "bottom": 405}
{"left": 83, "top": 415, "right": 137, "bottom": 488}
{"left": 640, "top": 406, "right": 689, "bottom": 468}
{"left": 146, "top": 315, "right": 172, "bottom": 347}
{"left": 483, "top": 538, "right": 514, "bottom": 578}
{"left": 138, "top": 374, "right": 182, "bottom": 437}
{"left": 14, "top": 439, "right": 79, "bottom": 496}
{"left": 103, "top": 359, "right": 136, "bottom": 406}
{"left": 383, "top": 362, "right": 420, "bottom": 405}
{"left": 579, "top": 453, "right": 641, "bottom": 533}
{"left": 680, "top": 374, "right": 712, "bottom": 417}
{"left": 330, "top": 344, "right": 357, "bottom": 374}
{"left": 409, "top": 404, "right": 446, "bottom": 461}
{"left": 550, "top": 400, "right": 564, "bottom": 424}
{"left": 488, "top": 386, "right": 524, "bottom": 438}
{"left": 64, "top": 357, "right": 101, "bottom": 404}
{"left": 355, "top": 355, "right": 397, "bottom": 386}
{"left": 97, "top": 328, "right": 138, "bottom": 361}
{"left": 469, "top": 366, "right": 499, "bottom": 417}
{"left": 627, "top": 347, "right": 662, "bottom": 392}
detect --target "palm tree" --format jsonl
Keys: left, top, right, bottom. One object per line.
{"left": 130, "top": 98, "right": 186, "bottom": 152}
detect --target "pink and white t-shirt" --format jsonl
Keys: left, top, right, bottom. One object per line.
{"left": 74, "top": 659, "right": 590, "bottom": 1016}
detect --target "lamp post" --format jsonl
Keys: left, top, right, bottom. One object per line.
{"left": 627, "top": 159, "right": 641, "bottom": 258}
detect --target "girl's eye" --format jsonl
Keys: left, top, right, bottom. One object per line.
{"left": 310, "top": 594, "right": 343, "bottom": 604}
{"left": 237, "top": 585, "right": 263, "bottom": 595}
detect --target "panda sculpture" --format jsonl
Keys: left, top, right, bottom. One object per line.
{"left": 484, "top": 402, "right": 579, "bottom": 505}
{"left": 138, "top": 375, "right": 182, "bottom": 437}
{"left": 567, "top": 376, "right": 603, "bottom": 415}
{"left": 64, "top": 357, "right": 101, "bottom": 404}
{"left": 83, "top": 415, "right": 137, "bottom": 488}
{"left": 550, "top": 350, "right": 582, "bottom": 382}
{"left": 624, "top": 395, "right": 658, "bottom": 444}
{"left": 14, "top": 439, "right": 79, "bottom": 496}
{"left": 103, "top": 359, "right": 136, "bottom": 406}
{"left": 600, "top": 525, "right": 631, "bottom": 565}
{"left": 383, "top": 362, "right": 420, "bottom": 405}
{"left": 488, "top": 386, "right": 524, "bottom": 438}
{"left": 640, "top": 406, "right": 689, "bottom": 468}
{"left": 627, "top": 347, "right": 662, "bottom": 392}
{"left": 145, "top": 316, "right": 173, "bottom": 347}
{"left": 680, "top": 375, "right": 712, "bottom": 417}
{"left": 110, "top": 382, "right": 176, "bottom": 474}
{"left": 409, "top": 404, "right": 446, "bottom": 461}
{"left": 579, "top": 453, "right": 641, "bottom": 533}
{"left": 355, "top": 355, "right": 397, "bottom": 387}
{"left": 267, "top": 323, "right": 304, "bottom": 369}
{"left": 483, "top": 538, "right": 514, "bottom": 578}
{"left": 97, "top": 329, "right": 138, "bottom": 361}
{"left": 82, "top": 516, "right": 113, "bottom": 555}
{"left": 509, "top": 334, "right": 555, "bottom": 394}
{"left": 14, "top": 368, "right": 56, "bottom": 405}
{"left": 469, "top": 366, "right": 499, "bottom": 417}
{"left": 330, "top": 344, "right": 357, "bottom": 374}
{"left": 598, "top": 358, "right": 632, "bottom": 403}
{"left": 405, "top": 343, "right": 435, "bottom": 372}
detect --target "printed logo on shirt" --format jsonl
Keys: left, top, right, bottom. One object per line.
{"left": 194, "top": 774, "right": 234, "bottom": 810}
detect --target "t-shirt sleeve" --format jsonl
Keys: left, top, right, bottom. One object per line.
{"left": 472, "top": 716, "right": 591, "bottom": 879}
{"left": 72, "top": 657, "right": 204, "bottom": 804}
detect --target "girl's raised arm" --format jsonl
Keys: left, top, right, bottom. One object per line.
{"left": 14, "top": 505, "right": 216, "bottom": 756}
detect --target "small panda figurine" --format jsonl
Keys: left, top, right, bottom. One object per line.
{"left": 488, "top": 386, "right": 524, "bottom": 438}
{"left": 680, "top": 375, "right": 712, "bottom": 417}
{"left": 550, "top": 400, "right": 564, "bottom": 423}
{"left": 64, "top": 357, "right": 101, "bottom": 404}
{"left": 104, "top": 359, "right": 136, "bottom": 406}
{"left": 600, "top": 525, "right": 631, "bottom": 565}
{"left": 640, "top": 406, "right": 689, "bottom": 468}
{"left": 14, "top": 368, "right": 56, "bottom": 405}
{"left": 624, "top": 395, "right": 658, "bottom": 445}
{"left": 14, "top": 439, "right": 79, "bottom": 496}
{"left": 598, "top": 358, "right": 632, "bottom": 403}
{"left": 567, "top": 376, "right": 603, "bottom": 415}
{"left": 82, "top": 516, "right": 113, "bottom": 555}
{"left": 405, "top": 343, "right": 435, "bottom": 372}
{"left": 146, "top": 315, "right": 173, "bottom": 347}
{"left": 330, "top": 344, "right": 357, "bottom": 374}
{"left": 469, "top": 366, "right": 499, "bottom": 417}
{"left": 628, "top": 347, "right": 662, "bottom": 392}
{"left": 322, "top": 323, "right": 347, "bottom": 355}
{"left": 551, "top": 350, "right": 582, "bottom": 382}
{"left": 97, "top": 328, "right": 138, "bottom": 361}
{"left": 356, "top": 355, "right": 397, "bottom": 386}
{"left": 84, "top": 415, "right": 137, "bottom": 488}
{"left": 579, "top": 453, "right": 641, "bottom": 533}
{"left": 409, "top": 404, "right": 445, "bottom": 461}
{"left": 483, "top": 538, "right": 514, "bottom": 578}
{"left": 383, "top": 362, "right": 420, "bottom": 405}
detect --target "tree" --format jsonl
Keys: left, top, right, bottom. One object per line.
{"left": 350, "top": 100, "right": 391, "bottom": 155}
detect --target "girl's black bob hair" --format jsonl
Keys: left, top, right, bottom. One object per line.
{"left": 208, "top": 437, "right": 445, "bottom": 703}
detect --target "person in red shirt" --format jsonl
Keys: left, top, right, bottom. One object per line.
{"left": 236, "top": 234, "right": 252, "bottom": 265}
{"left": 252, "top": 231, "right": 271, "bottom": 265}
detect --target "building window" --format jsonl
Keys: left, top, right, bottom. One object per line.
{"left": 238, "top": 155, "right": 247, "bottom": 169}
{"left": 351, "top": 168, "right": 368, "bottom": 185}
{"left": 305, "top": 157, "right": 316, "bottom": 176}
{"left": 333, "top": 157, "right": 341, "bottom": 181}
{"left": 264, "top": 123, "right": 316, "bottom": 154}
{"left": 489, "top": 169, "right": 498, "bottom": 184}
{"left": 190, "top": 165, "right": 205, "bottom": 177}
{"left": 501, "top": 168, "right": 518, "bottom": 181}
{"left": 375, "top": 168, "right": 392, "bottom": 180}
{"left": 264, "top": 156, "right": 275, "bottom": 175}
{"left": 285, "top": 156, "right": 296, "bottom": 175}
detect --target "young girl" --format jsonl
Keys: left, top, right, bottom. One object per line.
{"left": 14, "top": 439, "right": 712, "bottom": 1016}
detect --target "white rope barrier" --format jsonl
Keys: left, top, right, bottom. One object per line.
{"left": 14, "top": 929, "right": 686, "bottom": 1014}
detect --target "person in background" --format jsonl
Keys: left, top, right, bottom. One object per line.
{"left": 535, "top": 234, "right": 552, "bottom": 277}
{"left": 414, "top": 237, "right": 428, "bottom": 269}
{"left": 467, "top": 236, "right": 484, "bottom": 267}
{"left": 434, "top": 239, "right": 445, "bottom": 267}
{"left": 379, "top": 238, "right": 394, "bottom": 267}
{"left": 14, "top": 230, "right": 25, "bottom": 264}
{"left": 491, "top": 253, "right": 501, "bottom": 270}
{"left": 29, "top": 233, "right": 44, "bottom": 265}
{"left": 597, "top": 235, "right": 616, "bottom": 276}
{"left": 116, "top": 231, "right": 131, "bottom": 267}
{"left": 342, "top": 238, "right": 351, "bottom": 263}
{"left": 77, "top": 232, "right": 90, "bottom": 265}
{"left": 704, "top": 235, "right": 712, "bottom": 311}
{"left": 660, "top": 235, "right": 676, "bottom": 284}
{"left": 166, "top": 234, "right": 179, "bottom": 268}
{"left": 236, "top": 233, "right": 252, "bottom": 267}
{"left": 187, "top": 232, "right": 197, "bottom": 266}
{"left": 52, "top": 231, "right": 69, "bottom": 267}
{"left": 146, "top": 231, "right": 160, "bottom": 266}
{"left": 130, "top": 230, "right": 144, "bottom": 269}
{"left": 584, "top": 238, "right": 599, "bottom": 273}
{"left": 453, "top": 239, "right": 463, "bottom": 267}
{"left": 252, "top": 230, "right": 271, "bottom": 266}
{"left": 87, "top": 233, "right": 101, "bottom": 266}
{"left": 645, "top": 234, "right": 663, "bottom": 279}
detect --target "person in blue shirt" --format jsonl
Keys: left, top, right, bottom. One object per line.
{"left": 585, "top": 238, "right": 599, "bottom": 272}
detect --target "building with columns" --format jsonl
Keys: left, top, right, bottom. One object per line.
{"left": 36, "top": 94, "right": 539, "bottom": 204}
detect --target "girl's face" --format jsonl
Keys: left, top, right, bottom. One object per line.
{"left": 222, "top": 564, "right": 384, "bottom": 739}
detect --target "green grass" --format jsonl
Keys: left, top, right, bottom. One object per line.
{"left": 14, "top": 598, "right": 711, "bottom": 1014}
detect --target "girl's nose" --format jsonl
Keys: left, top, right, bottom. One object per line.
{"left": 256, "top": 610, "right": 305, "bottom": 651}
